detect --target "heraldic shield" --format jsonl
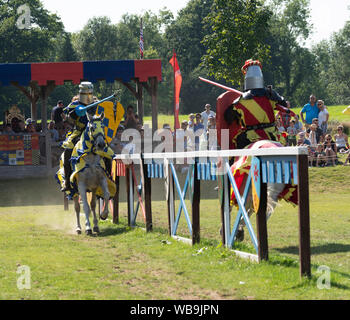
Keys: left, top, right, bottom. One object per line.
{"left": 95, "top": 101, "right": 125, "bottom": 144}
{"left": 251, "top": 157, "right": 262, "bottom": 213}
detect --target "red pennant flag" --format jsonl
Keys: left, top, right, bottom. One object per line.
{"left": 169, "top": 51, "right": 182, "bottom": 130}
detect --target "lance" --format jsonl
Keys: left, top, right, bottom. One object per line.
{"left": 198, "top": 77, "right": 242, "bottom": 96}
{"left": 199, "top": 76, "right": 295, "bottom": 117}
{"left": 65, "top": 93, "right": 117, "bottom": 116}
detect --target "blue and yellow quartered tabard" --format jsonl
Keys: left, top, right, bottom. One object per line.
{"left": 95, "top": 101, "right": 125, "bottom": 144}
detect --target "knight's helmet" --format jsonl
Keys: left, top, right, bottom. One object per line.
{"left": 241, "top": 59, "right": 264, "bottom": 91}
{"left": 79, "top": 81, "right": 94, "bottom": 105}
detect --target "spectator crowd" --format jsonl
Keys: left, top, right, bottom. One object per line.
{"left": 1, "top": 96, "right": 350, "bottom": 167}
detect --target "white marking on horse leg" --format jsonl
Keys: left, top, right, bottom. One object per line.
{"left": 100, "top": 178, "right": 110, "bottom": 220}
{"left": 78, "top": 182, "right": 91, "bottom": 232}
{"left": 90, "top": 191, "right": 99, "bottom": 233}
{"left": 74, "top": 196, "right": 81, "bottom": 234}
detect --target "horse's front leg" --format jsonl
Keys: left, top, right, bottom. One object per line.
{"left": 90, "top": 190, "right": 100, "bottom": 234}
{"left": 74, "top": 196, "right": 82, "bottom": 234}
{"left": 100, "top": 177, "right": 110, "bottom": 221}
{"left": 78, "top": 182, "right": 92, "bottom": 235}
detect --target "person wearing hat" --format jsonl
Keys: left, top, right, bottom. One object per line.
{"left": 60, "top": 82, "right": 98, "bottom": 191}
{"left": 25, "top": 118, "right": 37, "bottom": 133}
{"left": 201, "top": 104, "right": 216, "bottom": 131}
{"left": 224, "top": 59, "right": 295, "bottom": 149}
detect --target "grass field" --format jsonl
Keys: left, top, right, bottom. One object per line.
{"left": 1, "top": 104, "right": 350, "bottom": 301}
{"left": 0, "top": 158, "right": 350, "bottom": 300}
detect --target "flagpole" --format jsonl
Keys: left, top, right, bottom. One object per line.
{"left": 140, "top": 18, "right": 143, "bottom": 60}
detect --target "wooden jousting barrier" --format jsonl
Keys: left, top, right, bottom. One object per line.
{"left": 69, "top": 147, "right": 311, "bottom": 278}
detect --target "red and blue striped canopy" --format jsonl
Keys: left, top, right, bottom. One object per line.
{"left": 0, "top": 59, "right": 162, "bottom": 86}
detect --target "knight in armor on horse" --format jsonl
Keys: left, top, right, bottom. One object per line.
{"left": 60, "top": 81, "right": 97, "bottom": 191}
{"left": 224, "top": 59, "right": 294, "bottom": 149}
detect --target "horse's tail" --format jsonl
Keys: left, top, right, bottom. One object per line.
{"left": 266, "top": 183, "right": 285, "bottom": 219}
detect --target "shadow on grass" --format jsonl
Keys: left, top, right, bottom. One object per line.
{"left": 275, "top": 243, "right": 350, "bottom": 255}
{"left": 99, "top": 225, "right": 133, "bottom": 237}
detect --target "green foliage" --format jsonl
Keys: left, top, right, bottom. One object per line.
{"left": 1, "top": 0, "right": 350, "bottom": 123}
{"left": 0, "top": 0, "right": 64, "bottom": 63}
{"left": 201, "top": 0, "right": 271, "bottom": 86}
{"left": 262, "top": 0, "right": 314, "bottom": 105}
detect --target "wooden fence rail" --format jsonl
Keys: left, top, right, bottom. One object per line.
{"left": 65, "top": 147, "right": 311, "bottom": 278}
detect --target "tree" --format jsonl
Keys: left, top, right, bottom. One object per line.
{"left": 55, "top": 32, "right": 78, "bottom": 62}
{"left": 0, "top": 0, "right": 64, "bottom": 63}
{"left": 322, "top": 21, "right": 350, "bottom": 104}
{"left": 201, "top": 0, "right": 271, "bottom": 87}
{"left": 0, "top": 0, "right": 65, "bottom": 119}
{"left": 263, "top": 0, "right": 314, "bottom": 105}
{"left": 72, "top": 17, "right": 119, "bottom": 61}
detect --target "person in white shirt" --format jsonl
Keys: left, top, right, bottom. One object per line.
{"left": 317, "top": 100, "right": 329, "bottom": 136}
{"left": 201, "top": 104, "right": 216, "bottom": 131}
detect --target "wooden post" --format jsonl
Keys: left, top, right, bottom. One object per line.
{"left": 136, "top": 80, "right": 144, "bottom": 125}
{"left": 113, "top": 176, "right": 120, "bottom": 224}
{"left": 219, "top": 172, "right": 230, "bottom": 246}
{"left": 40, "top": 86, "right": 52, "bottom": 172}
{"left": 143, "top": 160, "right": 153, "bottom": 232}
{"left": 298, "top": 154, "right": 311, "bottom": 278}
{"left": 192, "top": 160, "right": 200, "bottom": 245}
{"left": 126, "top": 166, "right": 131, "bottom": 226}
{"left": 167, "top": 164, "right": 175, "bottom": 236}
{"left": 150, "top": 77, "right": 158, "bottom": 133}
{"left": 256, "top": 181, "right": 268, "bottom": 262}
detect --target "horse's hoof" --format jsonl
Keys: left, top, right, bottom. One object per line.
{"left": 93, "top": 227, "right": 100, "bottom": 234}
{"left": 76, "top": 229, "right": 82, "bottom": 235}
{"left": 100, "top": 213, "right": 108, "bottom": 221}
{"left": 86, "top": 229, "right": 93, "bottom": 236}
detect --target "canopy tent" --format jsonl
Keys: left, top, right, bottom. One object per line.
{"left": 0, "top": 59, "right": 162, "bottom": 177}
{"left": 0, "top": 59, "right": 162, "bottom": 130}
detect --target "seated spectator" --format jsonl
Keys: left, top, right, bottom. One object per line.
{"left": 344, "top": 150, "right": 350, "bottom": 166}
{"left": 276, "top": 117, "right": 285, "bottom": 133}
{"left": 194, "top": 113, "right": 204, "bottom": 151}
{"left": 297, "top": 132, "right": 311, "bottom": 146}
{"left": 315, "top": 144, "right": 327, "bottom": 167}
{"left": 306, "top": 118, "right": 323, "bottom": 143}
{"left": 188, "top": 114, "right": 195, "bottom": 130}
{"left": 323, "top": 134, "right": 337, "bottom": 166}
{"left": 334, "top": 125, "right": 349, "bottom": 153}
{"left": 176, "top": 120, "right": 189, "bottom": 151}
{"left": 25, "top": 118, "right": 37, "bottom": 133}
{"left": 207, "top": 115, "right": 216, "bottom": 130}
{"left": 317, "top": 100, "right": 329, "bottom": 137}
{"left": 3, "top": 123, "right": 15, "bottom": 134}
{"left": 307, "top": 124, "right": 318, "bottom": 150}
{"left": 287, "top": 120, "right": 297, "bottom": 146}
{"left": 17, "top": 120, "right": 26, "bottom": 133}
{"left": 294, "top": 115, "right": 304, "bottom": 133}
{"left": 48, "top": 121, "right": 59, "bottom": 142}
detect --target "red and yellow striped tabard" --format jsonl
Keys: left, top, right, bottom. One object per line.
{"left": 232, "top": 94, "right": 285, "bottom": 147}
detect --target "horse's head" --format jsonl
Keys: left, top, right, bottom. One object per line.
{"left": 86, "top": 112, "right": 107, "bottom": 151}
